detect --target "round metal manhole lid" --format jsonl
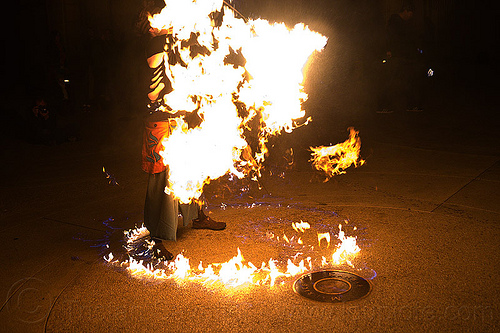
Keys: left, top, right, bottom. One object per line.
{"left": 293, "top": 270, "right": 371, "bottom": 303}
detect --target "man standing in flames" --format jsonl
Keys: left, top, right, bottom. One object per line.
{"left": 378, "top": 1, "right": 424, "bottom": 113}
{"left": 138, "top": 2, "right": 226, "bottom": 260}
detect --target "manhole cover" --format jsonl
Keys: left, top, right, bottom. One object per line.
{"left": 293, "top": 270, "right": 371, "bottom": 303}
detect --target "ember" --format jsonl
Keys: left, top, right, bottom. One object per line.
{"left": 102, "top": 167, "right": 119, "bottom": 186}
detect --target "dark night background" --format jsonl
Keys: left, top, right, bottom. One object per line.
{"left": 0, "top": 2, "right": 499, "bottom": 330}
{"left": 1, "top": 0, "right": 499, "bottom": 149}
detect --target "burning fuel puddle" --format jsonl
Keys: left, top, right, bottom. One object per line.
{"left": 102, "top": 202, "right": 376, "bottom": 292}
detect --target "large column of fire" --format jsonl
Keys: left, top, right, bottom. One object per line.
{"left": 148, "top": 0, "right": 328, "bottom": 203}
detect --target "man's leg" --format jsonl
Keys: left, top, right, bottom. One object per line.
{"left": 191, "top": 206, "right": 226, "bottom": 230}
{"left": 179, "top": 201, "right": 200, "bottom": 227}
{"left": 144, "top": 172, "right": 165, "bottom": 236}
{"left": 176, "top": 193, "right": 226, "bottom": 230}
{"left": 144, "top": 171, "right": 175, "bottom": 259}
{"left": 407, "top": 61, "right": 425, "bottom": 111}
{"left": 377, "top": 60, "right": 393, "bottom": 113}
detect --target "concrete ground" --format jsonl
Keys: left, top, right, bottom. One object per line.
{"left": 1, "top": 98, "right": 499, "bottom": 333}
{"left": 1, "top": 28, "right": 499, "bottom": 331}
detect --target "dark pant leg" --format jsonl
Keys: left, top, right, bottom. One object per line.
{"left": 178, "top": 201, "right": 200, "bottom": 227}
{"left": 145, "top": 170, "right": 188, "bottom": 241}
{"left": 144, "top": 172, "right": 166, "bottom": 239}
{"left": 406, "top": 61, "right": 425, "bottom": 108}
{"left": 378, "top": 61, "right": 392, "bottom": 110}
{"left": 145, "top": 172, "right": 202, "bottom": 240}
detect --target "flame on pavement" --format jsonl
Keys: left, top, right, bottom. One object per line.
{"left": 104, "top": 220, "right": 361, "bottom": 287}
